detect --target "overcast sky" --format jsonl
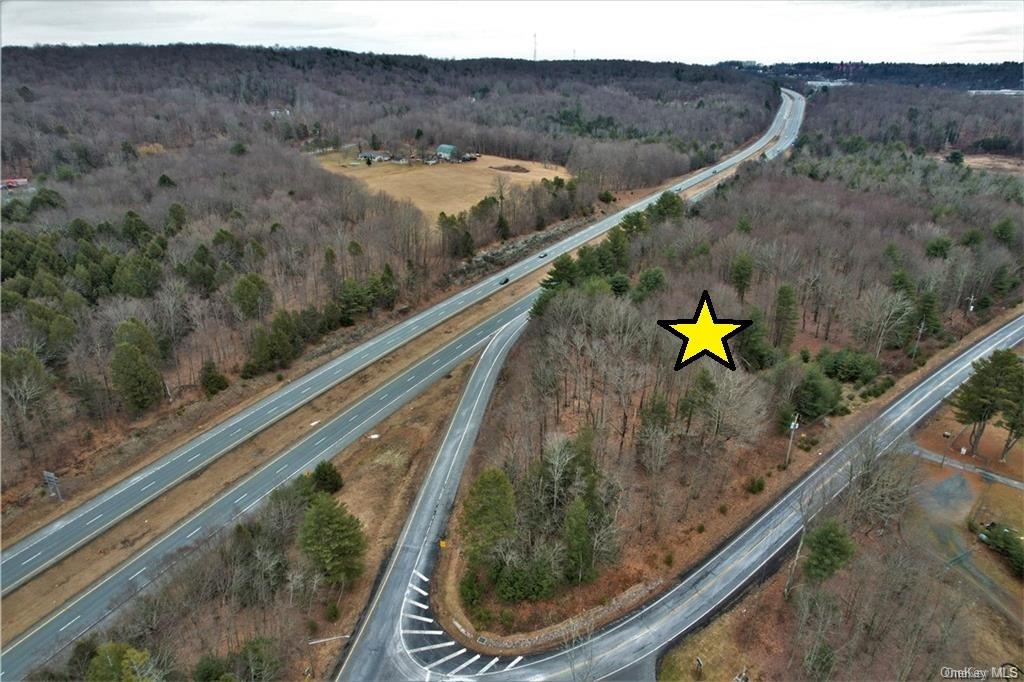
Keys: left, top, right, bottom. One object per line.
{"left": 2, "top": 1, "right": 1021, "bottom": 64}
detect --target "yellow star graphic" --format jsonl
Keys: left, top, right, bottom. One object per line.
{"left": 657, "top": 291, "right": 752, "bottom": 371}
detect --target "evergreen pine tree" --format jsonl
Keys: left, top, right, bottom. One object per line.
{"left": 298, "top": 493, "right": 366, "bottom": 586}
{"left": 771, "top": 284, "right": 798, "bottom": 352}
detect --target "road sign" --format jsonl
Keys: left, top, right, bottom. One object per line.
{"left": 43, "top": 471, "right": 63, "bottom": 501}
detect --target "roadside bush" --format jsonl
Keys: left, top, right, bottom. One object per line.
{"left": 859, "top": 375, "right": 896, "bottom": 400}
{"left": 793, "top": 365, "right": 842, "bottom": 420}
{"left": 981, "top": 524, "right": 1024, "bottom": 578}
{"left": 804, "top": 518, "right": 855, "bottom": 581}
{"left": 199, "top": 360, "right": 229, "bottom": 397}
{"left": 459, "top": 570, "right": 483, "bottom": 608}
{"left": 745, "top": 477, "right": 765, "bottom": 494}
{"left": 817, "top": 347, "right": 880, "bottom": 385}
{"left": 311, "top": 460, "right": 344, "bottom": 494}
{"left": 598, "top": 190, "right": 615, "bottom": 203}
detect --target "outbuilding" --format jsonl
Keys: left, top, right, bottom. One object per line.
{"left": 436, "top": 144, "right": 458, "bottom": 161}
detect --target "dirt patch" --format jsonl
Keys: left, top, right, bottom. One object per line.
{"left": 930, "top": 153, "right": 1024, "bottom": 176}
{"left": 318, "top": 153, "right": 568, "bottom": 218}
{"left": 431, "top": 303, "right": 1023, "bottom": 655}
{"left": 489, "top": 164, "right": 529, "bottom": 173}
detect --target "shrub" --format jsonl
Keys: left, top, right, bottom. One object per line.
{"left": 719, "top": 503, "right": 728, "bottom": 515}
{"left": 312, "top": 460, "right": 343, "bottom": 494}
{"left": 199, "top": 360, "right": 229, "bottom": 397}
{"left": 793, "top": 365, "right": 842, "bottom": 420}
{"left": 817, "top": 348, "right": 880, "bottom": 384}
{"left": 980, "top": 523, "right": 1024, "bottom": 577}
{"left": 804, "top": 518, "right": 855, "bottom": 581}
{"left": 460, "top": 570, "right": 483, "bottom": 608}
{"left": 696, "top": 524, "right": 705, "bottom": 533}
{"left": 500, "top": 609, "right": 514, "bottom": 630}
{"left": 745, "top": 477, "right": 765, "bottom": 494}
{"left": 598, "top": 190, "right": 615, "bottom": 203}
{"left": 324, "top": 601, "right": 340, "bottom": 622}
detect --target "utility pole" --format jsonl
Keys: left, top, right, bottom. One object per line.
{"left": 967, "top": 293, "right": 975, "bottom": 313}
{"left": 912, "top": 320, "right": 926, "bottom": 357}
{"left": 785, "top": 413, "right": 800, "bottom": 467}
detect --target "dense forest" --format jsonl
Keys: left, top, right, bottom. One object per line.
{"left": 801, "top": 83, "right": 1024, "bottom": 155}
{"left": 0, "top": 45, "right": 776, "bottom": 490}
{"left": 452, "top": 107, "right": 1022, "bottom": 630}
{"left": 2, "top": 45, "right": 774, "bottom": 182}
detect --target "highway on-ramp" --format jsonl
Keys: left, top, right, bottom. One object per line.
{"left": 0, "top": 90, "right": 802, "bottom": 679}
{"left": 336, "top": 307, "right": 1024, "bottom": 680}
{"left": 0, "top": 89, "right": 801, "bottom": 598}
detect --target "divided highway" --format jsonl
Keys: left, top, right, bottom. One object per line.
{"left": 0, "top": 89, "right": 801, "bottom": 679}
{"left": 0, "top": 295, "right": 538, "bottom": 678}
{"left": 337, "top": 305, "right": 1024, "bottom": 679}
{"left": 0, "top": 88, "right": 800, "bottom": 598}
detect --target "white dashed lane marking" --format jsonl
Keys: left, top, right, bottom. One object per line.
{"left": 58, "top": 615, "right": 81, "bottom": 632}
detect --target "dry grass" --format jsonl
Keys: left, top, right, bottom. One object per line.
{"left": 929, "top": 153, "right": 1024, "bottom": 176}
{"left": 318, "top": 153, "right": 568, "bottom": 218}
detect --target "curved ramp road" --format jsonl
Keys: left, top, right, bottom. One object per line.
{"left": 0, "top": 89, "right": 802, "bottom": 679}
{"left": 0, "top": 89, "right": 801, "bottom": 597}
{"left": 337, "top": 314, "right": 1024, "bottom": 681}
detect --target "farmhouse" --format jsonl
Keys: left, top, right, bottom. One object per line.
{"left": 436, "top": 144, "right": 458, "bottom": 161}
{"left": 358, "top": 150, "right": 391, "bottom": 162}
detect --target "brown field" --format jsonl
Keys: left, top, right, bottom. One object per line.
{"left": 930, "top": 153, "right": 1024, "bottom": 176}
{"left": 318, "top": 153, "right": 569, "bottom": 218}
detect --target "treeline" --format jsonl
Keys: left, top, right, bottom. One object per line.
{"left": 438, "top": 176, "right": 597, "bottom": 258}
{"left": 768, "top": 61, "right": 1023, "bottom": 90}
{"left": 454, "top": 129, "right": 1022, "bottom": 622}
{"left": 801, "top": 84, "right": 1024, "bottom": 155}
{"left": 2, "top": 44, "right": 774, "bottom": 188}
{"left": 31, "top": 461, "right": 364, "bottom": 681}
